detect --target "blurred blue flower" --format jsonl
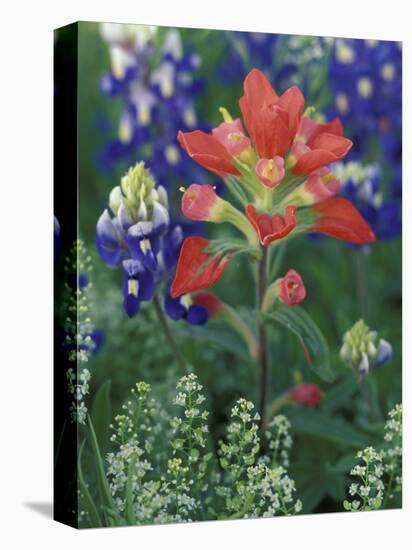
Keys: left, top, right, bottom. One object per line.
{"left": 96, "top": 161, "right": 208, "bottom": 323}
{"left": 98, "top": 24, "right": 208, "bottom": 190}
{"left": 334, "top": 161, "right": 401, "bottom": 240}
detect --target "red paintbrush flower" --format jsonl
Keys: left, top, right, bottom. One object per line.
{"left": 239, "top": 68, "right": 305, "bottom": 158}
{"left": 290, "top": 116, "right": 353, "bottom": 175}
{"left": 171, "top": 236, "right": 229, "bottom": 298}
{"left": 245, "top": 204, "right": 297, "bottom": 246}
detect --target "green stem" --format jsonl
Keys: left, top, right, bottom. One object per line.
{"left": 153, "top": 294, "right": 188, "bottom": 374}
{"left": 353, "top": 366, "right": 381, "bottom": 421}
{"left": 353, "top": 249, "right": 368, "bottom": 320}
{"left": 257, "top": 246, "right": 269, "bottom": 428}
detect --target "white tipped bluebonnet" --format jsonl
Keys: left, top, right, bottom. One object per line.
{"left": 340, "top": 319, "right": 392, "bottom": 376}
{"left": 96, "top": 161, "right": 209, "bottom": 324}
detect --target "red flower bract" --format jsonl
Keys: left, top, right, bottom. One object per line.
{"left": 171, "top": 236, "right": 229, "bottom": 298}
{"left": 245, "top": 204, "right": 297, "bottom": 246}
{"left": 177, "top": 130, "right": 240, "bottom": 176}
{"left": 239, "top": 69, "right": 304, "bottom": 158}
{"left": 291, "top": 116, "right": 353, "bottom": 175}
{"left": 310, "top": 197, "right": 376, "bottom": 244}
{"left": 193, "top": 291, "right": 225, "bottom": 317}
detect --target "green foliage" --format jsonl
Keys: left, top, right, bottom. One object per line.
{"left": 264, "top": 306, "right": 334, "bottom": 382}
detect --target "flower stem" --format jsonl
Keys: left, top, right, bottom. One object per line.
{"left": 257, "top": 246, "right": 269, "bottom": 428}
{"left": 153, "top": 294, "right": 188, "bottom": 374}
{"left": 353, "top": 249, "right": 368, "bottom": 320}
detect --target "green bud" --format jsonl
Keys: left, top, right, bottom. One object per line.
{"left": 340, "top": 319, "right": 382, "bottom": 372}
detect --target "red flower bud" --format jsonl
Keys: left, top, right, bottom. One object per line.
{"left": 212, "top": 118, "right": 251, "bottom": 158}
{"left": 181, "top": 184, "right": 224, "bottom": 222}
{"left": 289, "top": 383, "right": 321, "bottom": 407}
{"left": 278, "top": 269, "right": 306, "bottom": 306}
{"left": 255, "top": 156, "right": 285, "bottom": 188}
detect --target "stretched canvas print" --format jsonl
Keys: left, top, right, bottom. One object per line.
{"left": 54, "top": 22, "right": 402, "bottom": 528}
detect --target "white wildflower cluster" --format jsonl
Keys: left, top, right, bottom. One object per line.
{"left": 265, "top": 415, "right": 293, "bottom": 468}
{"left": 382, "top": 404, "right": 402, "bottom": 503}
{"left": 66, "top": 368, "right": 90, "bottom": 423}
{"left": 106, "top": 381, "right": 163, "bottom": 521}
{"left": 217, "top": 399, "right": 301, "bottom": 518}
{"left": 104, "top": 374, "right": 211, "bottom": 525}
{"left": 344, "top": 446, "right": 384, "bottom": 511}
{"left": 343, "top": 404, "right": 402, "bottom": 512}
{"left": 63, "top": 240, "right": 95, "bottom": 423}
{"left": 161, "top": 373, "right": 211, "bottom": 522}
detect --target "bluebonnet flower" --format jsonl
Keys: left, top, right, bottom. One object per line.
{"left": 217, "top": 32, "right": 328, "bottom": 101}
{"left": 328, "top": 38, "right": 401, "bottom": 147}
{"left": 99, "top": 24, "right": 208, "bottom": 190}
{"left": 340, "top": 319, "right": 392, "bottom": 377}
{"left": 96, "top": 161, "right": 208, "bottom": 324}
{"left": 334, "top": 161, "right": 401, "bottom": 240}
{"left": 328, "top": 38, "right": 402, "bottom": 223}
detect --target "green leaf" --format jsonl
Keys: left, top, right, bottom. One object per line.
{"left": 77, "top": 440, "right": 102, "bottom": 528}
{"left": 91, "top": 380, "right": 112, "bottom": 453}
{"left": 286, "top": 408, "right": 372, "bottom": 448}
{"left": 263, "top": 306, "right": 334, "bottom": 382}
{"left": 321, "top": 375, "right": 358, "bottom": 413}
{"left": 326, "top": 453, "right": 358, "bottom": 474}
{"left": 87, "top": 416, "right": 120, "bottom": 523}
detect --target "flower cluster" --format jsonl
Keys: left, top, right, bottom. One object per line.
{"left": 343, "top": 403, "right": 402, "bottom": 512}
{"left": 62, "top": 240, "right": 97, "bottom": 423}
{"left": 171, "top": 69, "right": 375, "bottom": 299}
{"left": 96, "top": 161, "right": 208, "bottom": 324}
{"left": 382, "top": 404, "right": 402, "bottom": 503}
{"left": 106, "top": 374, "right": 211, "bottom": 524}
{"left": 340, "top": 319, "right": 392, "bottom": 377}
{"left": 217, "top": 399, "right": 301, "bottom": 517}
{"left": 264, "top": 414, "right": 293, "bottom": 468}
{"left": 343, "top": 446, "right": 385, "bottom": 512}
{"left": 99, "top": 23, "right": 206, "bottom": 189}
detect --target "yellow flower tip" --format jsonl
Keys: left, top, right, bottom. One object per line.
{"left": 219, "top": 106, "right": 233, "bottom": 123}
{"left": 303, "top": 106, "right": 316, "bottom": 118}
{"left": 179, "top": 186, "right": 186, "bottom": 193}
